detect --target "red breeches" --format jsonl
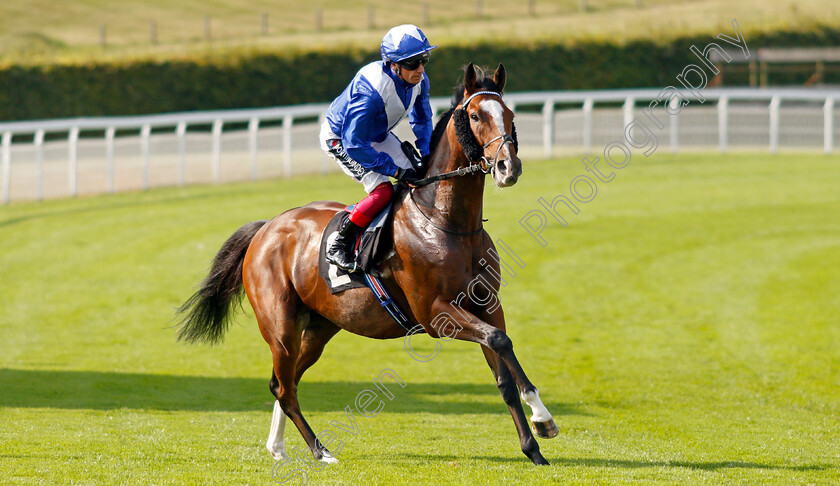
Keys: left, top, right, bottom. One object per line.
{"left": 348, "top": 182, "right": 394, "bottom": 227}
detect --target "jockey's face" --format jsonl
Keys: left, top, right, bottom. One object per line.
{"left": 392, "top": 61, "right": 425, "bottom": 85}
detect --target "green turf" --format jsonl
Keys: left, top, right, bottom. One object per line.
{"left": 1, "top": 152, "right": 839, "bottom": 485}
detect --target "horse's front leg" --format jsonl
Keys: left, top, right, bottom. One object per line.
{"left": 428, "top": 298, "right": 557, "bottom": 464}
{"left": 480, "top": 343, "right": 548, "bottom": 465}
{"left": 479, "top": 306, "right": 558, "bottom": 441}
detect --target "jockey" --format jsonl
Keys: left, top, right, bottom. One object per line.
{"left": 320, "top": 24, "right": 436, "bottom": 273}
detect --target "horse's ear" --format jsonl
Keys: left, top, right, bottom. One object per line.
{"left": 494, "top": 63, "right": 506, "bottom": 92}
{"left": 464, "top": 63, "right": 477, "bottom": 94}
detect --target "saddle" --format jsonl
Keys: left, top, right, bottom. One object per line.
{"left": 318, "top": 191, "right": 398, "bottom": 294}
{"left": 318, "top": 188, "right": 419, "bottom": 333}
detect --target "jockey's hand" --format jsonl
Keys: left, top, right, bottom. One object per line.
{"left": 400, "top": 141, "right": 425, "bottom": 173}
{"left": 394, "top": 167, "right": 420, "bottom": 183}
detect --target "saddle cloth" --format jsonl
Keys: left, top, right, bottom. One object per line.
{"left": 318, "top": 200, "right": 394, "bottom": 294}
{"left": 317, "top": 197, "right": 423, "bottom": 334}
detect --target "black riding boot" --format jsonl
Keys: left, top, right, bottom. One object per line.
{"left": 326, "top": 217, "right": 362, "bottom": 272}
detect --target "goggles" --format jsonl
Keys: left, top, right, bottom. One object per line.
{"left": 398, "top": 52, "right": 430, "bottom": 70}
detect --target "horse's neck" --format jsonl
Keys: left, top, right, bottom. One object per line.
{"left": 413, "top": 127, "right": 485, "bottom": 232}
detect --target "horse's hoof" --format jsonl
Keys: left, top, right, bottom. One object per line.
{"left": 533, "top": 455, "right": 550, "bottom": 466}
{"left": 319, "top": 452, "right": 339, "bottom": 464}
{"left": 531, "top": 418, "right": 559, "bottom": 439}
{"left": 268, "top": 448, "right": 288, "bottom": 461}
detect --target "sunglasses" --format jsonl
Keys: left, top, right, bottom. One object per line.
{"left": 399, "top": 53, "right": 430, "bottom": 71}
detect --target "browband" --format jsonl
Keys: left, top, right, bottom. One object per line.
{"left": 461, "top": 90, "right": 503, "bottom": 108}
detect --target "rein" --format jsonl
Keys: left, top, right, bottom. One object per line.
{"left": 410, "top": 161, "right": 488, "bottom": 187}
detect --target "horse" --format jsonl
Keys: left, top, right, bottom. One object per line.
{"left": 177, "top": 63, "right": 558, "bottom": 466}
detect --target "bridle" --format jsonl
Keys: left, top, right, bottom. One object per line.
{"left": 407, "top": 90, "right": 515, "bottom": 235}
{"left": 411, "top": 91, "right": 515, "bottom": 187}
{"left": 459, "top": 90, "right": 516, "bottom": 175}
{"left": 479, "top": 133, "right": 516, "bottom": 173}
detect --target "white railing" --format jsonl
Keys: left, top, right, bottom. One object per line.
{"left": 1, "top": 87, "right": 838, "bottom": 203}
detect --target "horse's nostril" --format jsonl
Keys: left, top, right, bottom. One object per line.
{"left": 496, "top": 159, "right": 512, "bottom": 175}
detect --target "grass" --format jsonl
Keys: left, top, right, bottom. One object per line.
{"left": 2, "top": 0, "right": 840, "bottom": 66}
{"left": 1, "top": 152, "right": 839, "bottom": 484}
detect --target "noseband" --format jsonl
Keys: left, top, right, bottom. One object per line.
{"left": 411, "top": 90, "right": 514, "bottom": 187}
{"left": 480, "top": 133, "right": 516, "bottom": 172}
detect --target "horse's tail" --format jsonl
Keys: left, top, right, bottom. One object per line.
{"left": 176, "top": 220, "right": 268, "bottom": 345}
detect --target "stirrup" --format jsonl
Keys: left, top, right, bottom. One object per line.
{"left": 326, "top": 251, "right": 358, "bottom": 273}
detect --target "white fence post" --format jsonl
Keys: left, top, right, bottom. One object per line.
{"left": 318, "top": 114, "right": 329, "bottom": 175}
{"left": 283, "top": 114, "right": 293, "bottom": 178}
{"left": 34, "top": 130, "right": 45, "bottom": 200}
{"left": 824, "top": 97, "right": 834, "bottom": 155}
{"left": 717, "top": 96, "right": 729, "bottom": 154}
{"left": 769, "top": 96, "right": 781, "bottom": 154}
{"left": 2, "top": 132, "right": 11, "bottom": 204}
{"left": 69, "top": 127, "right": 79, "bottom": 197}
{"left": 669, "top": 96, "right": 679, "bottom": 154}
{"left": 248, "top": 117, "right": 260, "bottom": 181}
{"left": 582, "top": 97, "right": 593, "bottom": 153}
{"left": 141, "top": 124, "right": 151, "bottom": 190}
{"left": 542, "top": 100, "right": 554, "bottom": 158}
{"left": 212, "top": 119, "right": 223, "bottom": 183}
{"left": 176, "top": 122, "right": 187, "bottom": 186}
{"left": 105, "top": 127, "right": 115, "bottom": 193}
{"left": 623, "top": 96, "right": 635, "bottom": 130}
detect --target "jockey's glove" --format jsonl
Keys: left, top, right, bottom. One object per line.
{"left": 400, "top": 141, "right": 425, "bottom": 173}
{"left": 394, "top": 167, "right": 420, "bottom": 183}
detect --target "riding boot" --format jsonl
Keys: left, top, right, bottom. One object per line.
{"left": 326, "top": 217, "right": 362, "bottom": 272}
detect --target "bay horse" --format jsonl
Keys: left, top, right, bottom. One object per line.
{"left": 177, "top": 63, "right": 558, "bottom": 466}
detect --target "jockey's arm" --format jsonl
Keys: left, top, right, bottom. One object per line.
{"left": 409, "top": 75, "right": 433, "bottom": 157}
{"left": 342, "top": 84, "right": 401, "bottom": 177}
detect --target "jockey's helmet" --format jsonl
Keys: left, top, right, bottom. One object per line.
{"left": 380, "top": 24, "right": 437, "bottom": 64}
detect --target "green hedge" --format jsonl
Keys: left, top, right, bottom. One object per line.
{"left": 2, "top": 27, "right": 840, "bottom": 122}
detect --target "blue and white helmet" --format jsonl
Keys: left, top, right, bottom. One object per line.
{"left": 380, "top": 24, "right": 437, "bottom": 63}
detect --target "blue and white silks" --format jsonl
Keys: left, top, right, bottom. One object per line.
{"left": 323, "top": 61, "right": 433, "bottom": 178}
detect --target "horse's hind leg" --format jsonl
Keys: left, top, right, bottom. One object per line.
{"left": 265, "top": 317, "right": 340, "bottom": 460}
{"left": 294, "top": 317, "right": 340, "bottom": 385}
{"left": 267, "top": 371, "right": 289, "bottom": 460}
{"left": 253, "top": 287, "right": 336, "bottom": 464}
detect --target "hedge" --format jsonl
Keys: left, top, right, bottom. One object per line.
{"left": 2, "top": 27, "right": 839, "bottom": 122}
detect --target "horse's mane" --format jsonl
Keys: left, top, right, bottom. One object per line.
{"left": 425, "top": 66, "right": 503, "bottom": 173}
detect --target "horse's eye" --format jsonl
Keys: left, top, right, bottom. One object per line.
{"left": 470, "top": 113, "right": 479, "bottom": 122}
